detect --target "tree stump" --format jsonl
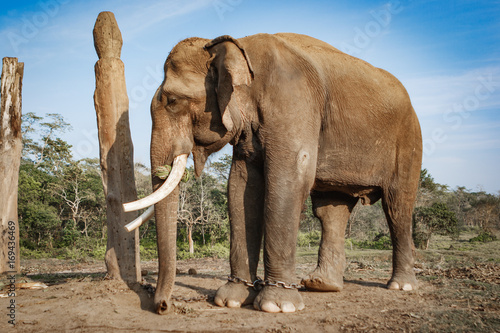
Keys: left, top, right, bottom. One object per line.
{"left": 93, "top": 12, "right": 140, "bottom": 282}
{"left": 0, "top": 57, "right": 23, "bottom": 274}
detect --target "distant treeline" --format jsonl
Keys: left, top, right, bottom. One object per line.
{"left": 18, "top": 113, "right": 499, "bottom": 259}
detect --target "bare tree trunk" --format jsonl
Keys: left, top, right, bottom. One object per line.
{"left": 0, "top": 57, "right": 23, "bottom": 274}
{"left": 188, "top": 224, "right": 194, "bottom": 254}
{"left": 346, "top": 202, "right": 359, "bottom": 239}
{"left": 93, "top": 12, "right": 140, "bottom": 283}
{"left": 425, "top": 237, "right": 430, "bottom": 251}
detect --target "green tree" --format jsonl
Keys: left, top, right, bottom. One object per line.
{"left": 178, "top": 165, "right": 228, "bottom": 253}
{"left": 18, "top": 163, "right": 61, "bottom": 249}
{"left": 448, "top": 186, "right": 474, "bottom": 229}
{"left": 18, "top": 113, "right": 108, "bottom": 256}
{"left": 413, "top": 202, "right": 458, "bottom": 249}
{"left": 21, "top": 112, "right": 72, "bottom": 173}
{"left": 416, "top": 169, "right": 449, "bottom": 207}
{"left": 210, "top": 154, "right": 232, "bottom": 185}
{"left": 51, "top": 158, "right": 105, "bottom": 242}
{"left": 467, "top": 192, "right": 500, "bottom": 232}
{"left": 18, "top": 113, "right": 72, "bottom": 251}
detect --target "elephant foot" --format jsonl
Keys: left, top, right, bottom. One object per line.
{"left": 253, "top": 286, "right": 304, "bottom": 313}
{"left": 214, "top": 281, "right": 257, "bottom": 308}
{"left": 154, "top": 295, "right": 173, "bottom": 315}
{"left": 387, "top": 272, "right": 418, "bottom": 291}
{"left": 301, "top": 267, "right": 344, "bottom": 292}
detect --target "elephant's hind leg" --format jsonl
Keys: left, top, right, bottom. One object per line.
{"left": 302, "top": 191, "right": 358, "bottom": 291}
{"left": 382, "top": 188, "right": 418, "bottom": 291}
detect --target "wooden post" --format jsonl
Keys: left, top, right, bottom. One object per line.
{"left": 93, "top": 12, "right": 140, "bottom": 282}
{"left": 0, "top": 58, "right": 24, "bottom": 274}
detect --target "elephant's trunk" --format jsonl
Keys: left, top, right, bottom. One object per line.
{"left": 121, "top": 153, "right": 186, "bottom": 313}
{"left": 153, "top": 177, "right": 179, "bottom": 314}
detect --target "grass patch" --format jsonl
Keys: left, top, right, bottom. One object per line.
{"left": 176, "top": 243, "right": 230, "bottom": 260}
{"left": 21, "top": 242, "right": 107, "bottom": 261}
{"left": 469, "top": 230, "right": 498, "bottom": 243}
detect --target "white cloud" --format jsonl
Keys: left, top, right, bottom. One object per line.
{"left": 406, "top": 65, "right": 500, "bottom": 193}
{"left": 406, "top": 66, "right": 500, "bottom": 118}
{"left": 119, "top": 1, "right": 215, "bottom": 34}
{"left": 0, "top": 0, "right": 215, "bottom": 57}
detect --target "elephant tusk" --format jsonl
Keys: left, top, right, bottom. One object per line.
{"left": 122, "top": 154, "right": 188, "bottom": 212}
{"left": 124, "top": 206, "right": 154, "bottom": 232}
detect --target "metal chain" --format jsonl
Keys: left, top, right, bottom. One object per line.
{"left": 171, "top": 295, "right": 210, "bottom": 303}
{"left": 139, "top": 276, "right": 303, "bottom": 305}
{"left": 227, "top": 275, "right": 263, "bottom": 288}
{"left": 228, "top": 275, "right": 304, "bottom": 290}
{"left": 140, "top": 283, "right": 210, "bottom": 303}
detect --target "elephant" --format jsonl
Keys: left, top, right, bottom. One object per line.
{"left": 123, "top": 33, "right": 422, "bottom": 314}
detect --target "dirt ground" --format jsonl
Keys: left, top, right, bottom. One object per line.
{"left": 1, "top": 251, "right": 499, "bottom": 333}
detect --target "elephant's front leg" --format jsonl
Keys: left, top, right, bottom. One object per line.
{"left": 301, "top": 191, "right": 358, "bottom": 291}
{"left": 214, "top": 157, "right": 264, "bottom": 308}
{"left": 253, "top": 152, "right": 315, "bottom": 313}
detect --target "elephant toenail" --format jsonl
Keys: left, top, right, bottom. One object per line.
{"left": 227, "top": 300, "right": 241, "bottom": 308}
{"left": 261, "top": 302, "right": 281, "bottom": 313}
{"left": 387, "top": 281, "right": 400, "bottom": 290}
{"left": 402, "top": 283, "right": 413, "bottom": 291}
{"left": 281, "top": 302, "right": 296, "bottom": 313}
{"left": 297, "top": 302, "right": 305, "bottom": 311}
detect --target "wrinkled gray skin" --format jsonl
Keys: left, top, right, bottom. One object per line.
{"left": 150, "top": 33, "right": 422, "bottom": 314}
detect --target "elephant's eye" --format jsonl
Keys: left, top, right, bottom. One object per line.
{"left": 165, "top": 95, "right": 184, "bottom": 114}
{"left": 167, "top": 96, "right": 177, "bottom": 105}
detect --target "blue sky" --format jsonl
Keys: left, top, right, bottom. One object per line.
{"left": 1, "top": 0, "right": 499, "bottom": 193}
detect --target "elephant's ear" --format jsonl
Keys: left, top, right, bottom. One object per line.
{"left": 205, "top": 35, "right": 253, "bottom": 134}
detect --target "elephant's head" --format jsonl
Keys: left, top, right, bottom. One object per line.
{"left": 123, "top": 35, "right": 253, "bottom": 314}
